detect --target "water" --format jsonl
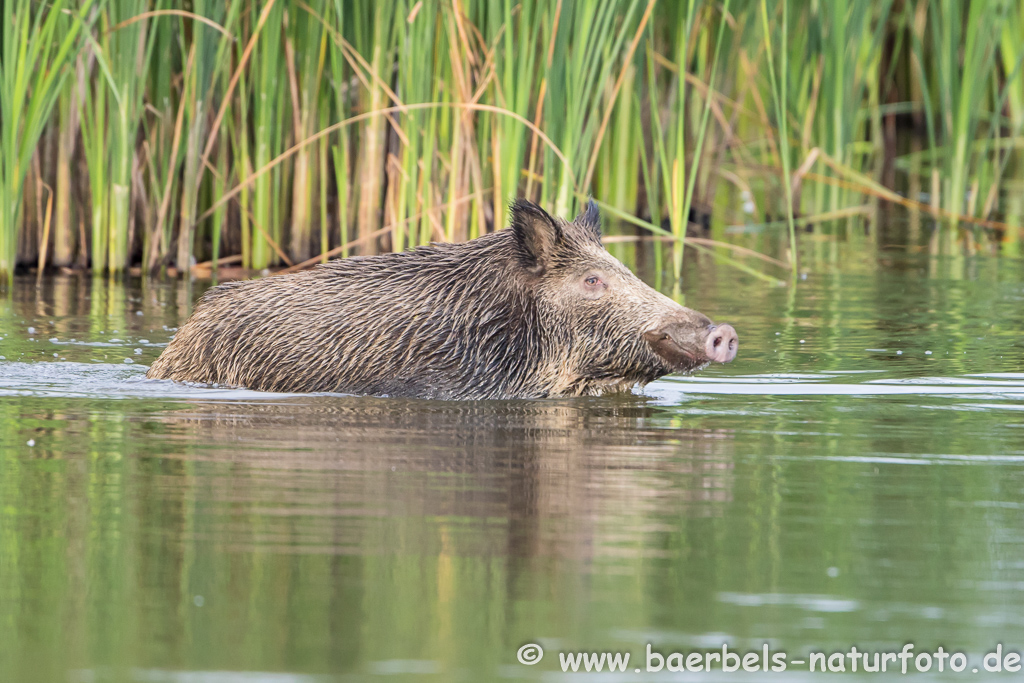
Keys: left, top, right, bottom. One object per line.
{"left": 1, "top": 253, "right": 1023, "bottom": 682}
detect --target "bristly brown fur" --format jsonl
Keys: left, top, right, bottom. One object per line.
{"left": 148, "top": 200, "right": 721, "bottom": 399}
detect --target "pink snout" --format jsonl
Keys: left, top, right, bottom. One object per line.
{"left": 705, "top": 323, "right": 738, "bottom": 363}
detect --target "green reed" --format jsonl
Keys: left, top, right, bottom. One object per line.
{"left": 2, "top": 0, "right": 1024, "bottom": 285}
{"left": 0, "top": 0, "right": 93, "bottom": 282}
{"left": 760, "top": 0, "right": 797, "bottom": 274}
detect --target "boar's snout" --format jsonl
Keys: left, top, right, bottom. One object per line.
{"left": 644, "top": 320, "right": 738, "bottom": 370}
{"left": 705, "top": 323, "right": 738, "bottom": 363}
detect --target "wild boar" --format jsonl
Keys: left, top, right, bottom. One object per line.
{"left": 147, "top": 200, "right": 737, "bottom": 399}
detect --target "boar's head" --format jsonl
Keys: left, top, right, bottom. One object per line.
{"left": 510, "top": 199, "right": 737, "bottom": 394}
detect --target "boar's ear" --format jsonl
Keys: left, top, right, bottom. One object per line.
{"left": 574, "top": 198, "right": 602, "bottom": 244}
{"left": 510, "top": 199, "right": 562, "bottom": 274}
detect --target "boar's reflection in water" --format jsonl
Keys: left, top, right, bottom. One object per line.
{"left": 157, "top": 396, "right": 735, "bottom": 560}
{"left": 148, "top": 200, "right": 737, "bottom": 399}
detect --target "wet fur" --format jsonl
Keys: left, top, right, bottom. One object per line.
{"left": 148, "top": 201, "right": 713, "bottom": 399}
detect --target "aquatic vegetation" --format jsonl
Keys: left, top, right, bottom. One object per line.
{"left": 1, "top": 0, "right": 1023, "bottom": 284}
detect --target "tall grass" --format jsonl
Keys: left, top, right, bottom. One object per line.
{"left": 1, "top": 0, "right": 94, "bottom": 282}
{"left": 760, "top": 0, "right": 797, "bottom": 273}
{"left": 2, "top": 0, "right": 1024, "bottom": 284}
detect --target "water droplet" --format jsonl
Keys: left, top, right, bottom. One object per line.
{"left": 123, "top": 358, "right": 135, "bottom": 364}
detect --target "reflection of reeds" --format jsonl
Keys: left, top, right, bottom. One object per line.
{"left": 2, "top": 0, "right": 1024, "bottom": 284}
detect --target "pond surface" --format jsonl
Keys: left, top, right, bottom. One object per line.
{"left": 1, "top": 252, "right": 1023, "bottom": 682}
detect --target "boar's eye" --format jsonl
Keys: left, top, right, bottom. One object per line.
{"left": 581, "top": 274, "right": 606, "bottom": 299}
